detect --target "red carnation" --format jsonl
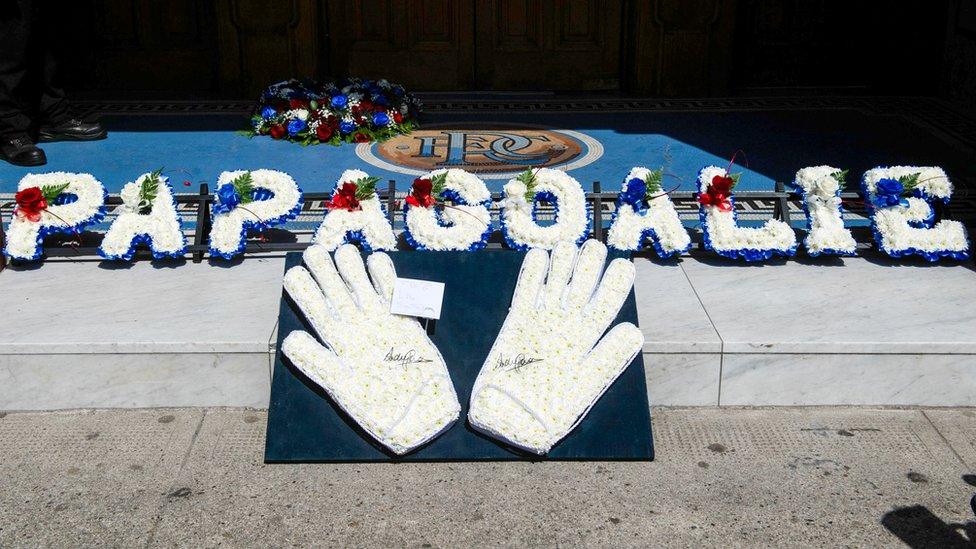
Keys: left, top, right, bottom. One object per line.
{"left": 393, "top": 111, "right": 403, "bottom": 124}
{"left": 15, "top": 186, "right": 46, "bottom": 222}
{"left": 406, "top": 178, "right": 435, "bottom": 208}
{"left": 270, "top": 125, "right": 286, "bottom": 139}
{"left": 352, "top": 132, "right": 371, "bottom": 143}
{"left": 325, "top": 182, "right": 361, "bottom": 211}
{"left": 316, "top": 125, "right": 333, "bottom": 142}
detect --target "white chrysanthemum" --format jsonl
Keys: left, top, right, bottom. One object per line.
{"left": 404, "top": 168, "right": 492, "bottom": 251}
{"left": 99, "top": 172, "right": 186, "bottom": 260}
{"left": 501, "top": 168, "right": 588, "bottom": 250}
{"left": 862, "top": 166, "right": 968, "bottom": 258}
{"left": 606, "top": 166, "right": 691, "bottom": 255}
{"left": 698, "top": 166, "right": 796, "bottom": 258}
{"left": 4, "top": 172, "right": 106, "bottom": 261}
{"left": 793, "top": 166, "right": 856, "bottom": 255}
{"left": 313, "top": 169, "right": 396, "bottom": 251}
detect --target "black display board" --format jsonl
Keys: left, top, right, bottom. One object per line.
{"left": 265, "top": 250, "right": 653, "bottom": 462}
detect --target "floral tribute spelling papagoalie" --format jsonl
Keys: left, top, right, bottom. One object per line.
{"left": 4, "top": 165, "right": 971, "bottom": 264}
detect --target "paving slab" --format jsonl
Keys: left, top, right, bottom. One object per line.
{"left": 3, "top": 407, "right": 973, "bottom": 547}
{"left": 0, "top": 408, "right": 205, "bottom": 547}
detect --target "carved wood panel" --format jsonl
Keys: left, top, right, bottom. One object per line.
{"left": 475, "top": 0, "right": 621, "bottom": 90}
{"left": 215, "top": 0, "right": 320, "bottom": 97}
{"left": 326, "top": 0, "right": 476, "bottom": 90}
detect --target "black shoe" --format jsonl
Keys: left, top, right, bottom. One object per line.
{"left": 37, "top": 118, "right": 107, "bottom": 142}
{"left": 0, "top": 135, "right": 46, "bottom": 166}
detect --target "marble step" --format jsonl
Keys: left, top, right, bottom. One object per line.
{"left": 2, "top": 251, "right": 975, "bottom": 410}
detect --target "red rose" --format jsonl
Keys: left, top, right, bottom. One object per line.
{"left": 316, "top": 125, "right": 333, "bottom": 142}
{"left": 393, "top": 111, "right": 403, "bottom": 124}
{"left": 406, "top": 178, "right": 435, "bottom": 208}
{"left": 325, "top": 182, "right": 361, "bottom": 211}
{"left": 15, "top": 186, "right": 46, "bottom": 222}
{"left": 270, "top": 125, "right": 286, "bottom": 139}
{"left": 352, "top": 132, "right": 371, "bottom": 143}
{"left": 360, "top": 101, "right": 373, "bottom": 112}
{"left": 289, "top": 99, "right": 305, "bottom": 110}
{"left": 327, "top": 116, "right": 339, "bottom": 128}
{"left": 711, "top": 174, "right": 735, "bottom": 195}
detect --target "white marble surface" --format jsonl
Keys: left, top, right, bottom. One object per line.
{"left": 0, "top": 352, "right": 271, "bottom": 409}
{"left": 633, "top": 258, "right": 722, "bottom": 353}
{"left": 680, "top": 256, "right": 976, "bottom": 354}
{"left": 720, "top": 353, "right": 976, "bottom": 406}
{"left": 642, "top": 352, "right": 721, "bottom": 406}
{"left": 0, "top": 257, "right": 285, "bottom": 354}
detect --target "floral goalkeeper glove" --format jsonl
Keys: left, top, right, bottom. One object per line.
{"left": 281, "top": 243, "right": 461, "bottom": 455}
{"left": 468, "top": 239, "right": 645, "bottom": 454}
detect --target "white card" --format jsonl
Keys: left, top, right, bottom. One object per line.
{"left": 390, "top": 277, "right": 445, "bottom": 320}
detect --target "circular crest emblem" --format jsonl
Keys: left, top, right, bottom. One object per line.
{"left": 357, "top": 123, "right": 603, "bottom": 179}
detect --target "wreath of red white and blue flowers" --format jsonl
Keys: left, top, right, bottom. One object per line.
{"left": 247, "top": 78, "right": 421, "bottom": 145}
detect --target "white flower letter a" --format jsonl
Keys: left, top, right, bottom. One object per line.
{"left": 4, "top": 172, "right": 106, "bottom": 261}
{"left": 313, "top": 169, "right": 396, "bottom": 252}
{"left": 98, "top": 171, "right": 187, "bottom": 260}
{"left": 606, "top": 167, "right": 691, "bottom": 257}
{"left": 862, "top": 166, "right": 969, "bottom": 261}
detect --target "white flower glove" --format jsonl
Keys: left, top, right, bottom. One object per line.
{"left": 468, "top": 239, "right": 645, "bottom": 454}
{"left": 281, "top": 244, "right": 461, "bottom": 455}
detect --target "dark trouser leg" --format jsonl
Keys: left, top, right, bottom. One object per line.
{"left": 34, "top": 0, "right": 68, "bottom": 124}
{"left": 0, "top": 0, "right": 34, "bottom": 137}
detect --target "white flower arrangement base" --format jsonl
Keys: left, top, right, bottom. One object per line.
{"left": 468, "top": 240, "right": 644, "bottom": 454}
{"left": 403, "top": 168, "right": 493, "bottom": 251}
{"left": 313, "top": 169, "right": 397, "bottom": 252}
{"left": 791, "top": 166, "right": 857, "bottom": 256}
{"left": 606, "top": 167, "right": 691, "bottom": 256}
{"left": 208, "top": 169, "right": 303, "bottom": 259}
{"left": 282, "top": 244, "right": 461, "bottom": 454}
{"left": 698, "top": 166, "right": 797, "bottom": 261}
{"left": 861, "top": 166, "right": 969, "bottom": 261}
{"left": 500, "top": 168, "right": 589, "bottom": 251}
{"left": 98, "top": 172, "right": 187, "bottom": 260}
{"left": 4, "top": 172, "right": 107, "bottom": 261}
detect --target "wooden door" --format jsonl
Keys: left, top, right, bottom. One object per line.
{"left": 474, "top": 0, "right": 622, "bottom": 90}
{"left": 325, "top": 0, "right": 477, "bottom": 91}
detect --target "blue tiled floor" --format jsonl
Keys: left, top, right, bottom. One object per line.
{"left": 1, "top": 105, "right": 970, "bottom": 194}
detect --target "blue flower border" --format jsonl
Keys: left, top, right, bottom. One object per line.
{"left": 697, "top": 167, "right": 797, "bottom": 262}
{"left": 4, "top": 188, "right": 108, "bottom": 262}
{"left": 786, "top": 178, "right": 857, "bottom": 258}
{"left": 208, "top": 185, "right": 305, "bottom": 260}
{"left": 860, "top": 170, "right": 970, "bottom": 262}
{"left": 607, "top": 192, "right": 691, "bottom": 258}
{"left": 97, "top": 179, "right": 188, "bottom": 261}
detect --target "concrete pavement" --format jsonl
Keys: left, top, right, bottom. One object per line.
{"left": 1, "top": 407, "right": 975, "bottom": 548}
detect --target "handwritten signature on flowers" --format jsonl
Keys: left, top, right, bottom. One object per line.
{"left": 494, "top": 353, "right": 544, "bottom": 373}
{"left": 384, "top": 348, "right": 433, "bottom": 367}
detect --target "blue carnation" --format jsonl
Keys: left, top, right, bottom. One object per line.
{"left": 330, "top": 95, "right": 348, "bottom": 109}
{"left": 339, "top": 120, "right": 356, "bottom": 134}
{"left": 620, "top": 177, "right": 648, "bottom": 207}
{"left": 260, "top": 106, "right": 277, "bottom": 120}
{"left": 287, "top": 118, "right": 307, "bottom": 136}
{"left": 372, "top": 112, "right": 390, "bottom": 127}
{"left": 214, "top": 183, "right": 241, "bottom": 215}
